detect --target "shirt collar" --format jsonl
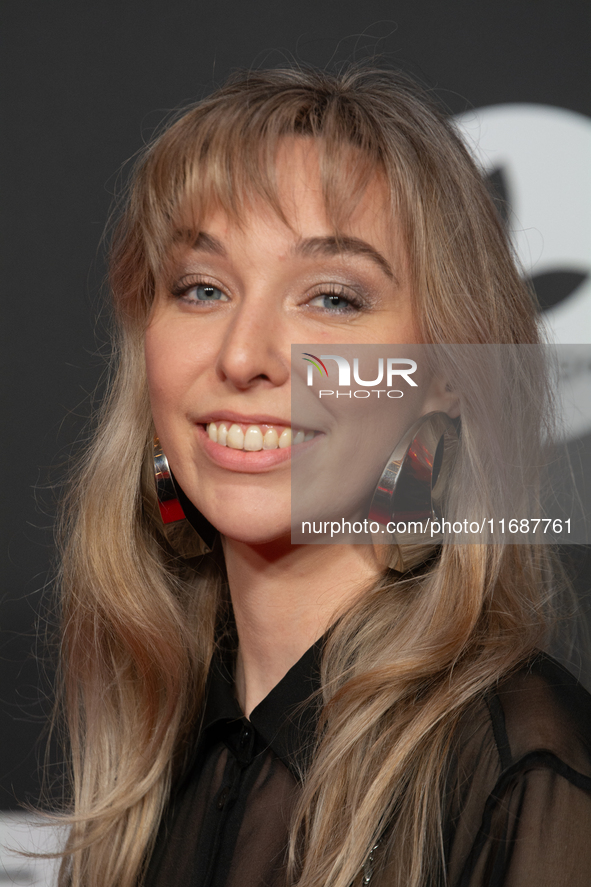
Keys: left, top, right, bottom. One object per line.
{"left": 202, "top": 637, "right": 324, "bottom": 777}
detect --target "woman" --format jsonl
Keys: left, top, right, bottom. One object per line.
{"left": 56, "top": 68, "right": 591, "bottom": 886}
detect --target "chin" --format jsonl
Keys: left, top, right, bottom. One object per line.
{"left": 198, "top": 506, "right": 292, "bottom": 547}
{"left": 219, "top": 522, "right": 292, "bottom": 547}
{"left": 179, "top": 474, "right": 293, "bottom": 547}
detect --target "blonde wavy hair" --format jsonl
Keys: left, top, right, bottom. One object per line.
{"left": 55, "top": 67, "right": 555, "bottom": 886}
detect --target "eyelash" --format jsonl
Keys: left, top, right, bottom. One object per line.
{"left": 306, "top": 284, "right": 367, "bottom": 314}
{"left": 170, "top": 277, "right": 228, "bottom": 305}
{"left": 170, "top": 277, "right": 369, "bottom": 314}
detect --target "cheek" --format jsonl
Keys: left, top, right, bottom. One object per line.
{"left": 144, "top": 316, "right": 218, "bottom": 450}
{"left": 144, "top": 323, "right": 192, "bottom": 430}
{"left": 144, "top": 327, "right": 171, "bottom": 419}
{"left": 379, "top": 303, "right": 419, "bottom": 346}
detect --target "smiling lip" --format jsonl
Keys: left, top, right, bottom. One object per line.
{"left": 195, "top": 421, "right": 319, "bottom": 473}
{"left": 195, "top": 410, "right": 291, "bottom": 427}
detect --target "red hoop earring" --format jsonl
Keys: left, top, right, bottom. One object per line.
{"left": 153, "top": 437, "right": 216, "bottom": 556}
{"left": 368, "top": 412, "right": 459, "bottom": 545}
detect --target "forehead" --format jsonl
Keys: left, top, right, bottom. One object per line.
{"left": 173, "top": 137, "right": 400, "bottom": 261}
{"left": 273, "top": 138, "right": 390, "bottom": 226}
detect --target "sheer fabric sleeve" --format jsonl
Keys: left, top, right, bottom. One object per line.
{"left": 376, "top": 655, "right": 591, "bottom": 887}
{"left": 455, "top": 757, "right": 591, "bottom": 886}
{"left": 448, "top": 655, "right": 591, "bottom": 887}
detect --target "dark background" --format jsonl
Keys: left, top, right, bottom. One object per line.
{"left": 2, "top": 0, "right": 590, "bottom": 809}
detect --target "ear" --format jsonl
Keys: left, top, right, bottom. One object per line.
{"left": 422, "top": 375, "right": 461, "bottom": 419}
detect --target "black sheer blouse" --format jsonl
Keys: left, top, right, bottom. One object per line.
{"left": 144, "top": 644, "right": 591, "bottom": 887}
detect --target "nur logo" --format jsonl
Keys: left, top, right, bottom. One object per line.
{"left": 301, "top": 352, "right": 418, "bottom": 398}
{"left": 302, "top": 353, "right": 329, "bottom": 380}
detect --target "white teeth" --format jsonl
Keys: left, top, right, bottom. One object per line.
{"left": 205, "top": 422, "right": 314, "bottom": 450}
{"left": 227, "top": 424, "right": 244, "bottom": 449}
{"left": 263, "top": 428, "right": 279, "bottom": 449}
{"left": 244, "top": 425, "right": 263, "bottom": 451}
{"left": 278, "top": 428, "right": 292, "bottom": 448}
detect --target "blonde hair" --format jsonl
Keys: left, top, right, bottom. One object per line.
{"left": 55, "top": 67, "right": 554, "bottom": 886}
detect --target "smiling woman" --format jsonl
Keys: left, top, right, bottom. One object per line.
{"left": 144, "top": 138, "right": 444, "bottom": 549}
{"left": 53, "top": 68, "right": 591, "bottom": 887}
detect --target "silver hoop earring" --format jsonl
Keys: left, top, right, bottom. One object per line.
{"left": 153, "top": 437, "right": 216, "bottom": 556}
{"left": 368, "top": 412, "right": 458, "bottom": 545}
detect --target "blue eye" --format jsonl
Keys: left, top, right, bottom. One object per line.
{"left": 187, "top": 284, "right": 227, "bottom": 302}
{"left": 309, "top": 293, "right": 359, "bottom": 312}
{"left": 322, "top": 295, "right": 349, "bottom": 310}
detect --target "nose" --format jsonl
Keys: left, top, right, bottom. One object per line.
{"left": 215, "top": 297, "right": 290, "bottom": 390}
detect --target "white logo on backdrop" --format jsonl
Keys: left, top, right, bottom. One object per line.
{"left": 454, "top": 104, "right": 591, "bottom": 345}
{"left": 454, "top": 104, "right": 591, "bottom": 439}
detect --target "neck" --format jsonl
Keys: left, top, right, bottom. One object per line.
{"left": 222, "top": 536, "right": 381, "bottom": 717}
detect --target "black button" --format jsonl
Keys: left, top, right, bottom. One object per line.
{"left": 240, "top": 727, "right": 251, "bottom": 748}
{"left": 217, "top": 786, "right": 230, "bottom": 810}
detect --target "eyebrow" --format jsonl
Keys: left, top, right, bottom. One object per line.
{"left": 191, "top": 231, "right": 227, "bottom": 255}
{"left": 191, "top": 231, "right": 396, "bottom": 282}
{"left": 294, "top": 236, "right": 395, "bottom": 281}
